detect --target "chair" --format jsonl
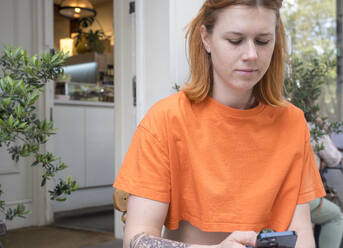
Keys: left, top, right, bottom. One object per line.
{"left": 113, "top": 188, "right": 129, "bottom": 224}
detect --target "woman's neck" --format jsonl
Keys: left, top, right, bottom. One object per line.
{"left": 211, "top": 86, "right": 257, "bottom": 110}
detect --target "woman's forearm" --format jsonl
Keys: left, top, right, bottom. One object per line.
{"left": 129, "top": 232, "right": 218, "bottom": 248}
{"left": 293, "top": 228, "right": 315, "bottom": 248}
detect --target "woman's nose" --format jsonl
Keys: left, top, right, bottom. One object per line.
{"left": 242, "top": 40, "right": 258, "bottom": 61}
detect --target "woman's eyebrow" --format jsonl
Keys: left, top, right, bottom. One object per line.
{"left": 258, "top": 33, "right": 273, "bottom": 37}
{"left": 224, "top": 31, "right": 273, "bottom": 37}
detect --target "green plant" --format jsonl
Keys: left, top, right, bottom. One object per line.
{"left": 285, "top": 52, "right": 343, "bottom": 153}
{"left": 75, "top": 29, "right": 107, "bottom": 54}
{"left": 0, "top": 46, "right": 78, "bottom": 220}
{"left": 172, "top": 83, "right": 181, "bottom": 92}
{"left": 74, "top": 16, "right": 109, "bottom": 54}
{"left": 282, "top": 0, "right": 337, "bottom": 119}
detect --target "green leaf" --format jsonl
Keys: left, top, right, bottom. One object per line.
{"left": 1, "top": 98, "right": 11, "bottom": 108}
{"left": 8, "top": 115, "right": 14, "bottom": 127}
{"left": 18, "top": 122, "right": 28, "bottom": 129}
{"left": 56, "top": 197, "right": 67, "bottom": 202}
{"left": 0, "top": 46, "right": 77, "bottom": 212}
{"left": 28, "top": 92, "right": 39, "bottom": 105}
{"left": 66, "top": 175, "right": 72, "bottom": 184}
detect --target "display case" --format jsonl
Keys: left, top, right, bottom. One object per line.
{"left": 55, "top": 81, "right": 114, "bottom": 103}
{"left": 54, "top": 52, "right": 114, "bottom": 103}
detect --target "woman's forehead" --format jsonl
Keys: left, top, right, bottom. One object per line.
{"left": 214, "top": 5, "right": 277, "bottom": 35}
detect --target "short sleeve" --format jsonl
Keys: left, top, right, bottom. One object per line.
{"left": 297, "top": 123, "right": 326, "bottom": 204}
{"left": 113, "top": 125, "right": 171, "bottom": 203}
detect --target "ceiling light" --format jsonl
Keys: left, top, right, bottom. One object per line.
{"left": 59, "top": 0, "right": 96, "bottom": 19}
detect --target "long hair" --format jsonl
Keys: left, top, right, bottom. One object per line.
{"left": 183, "top": 0, "right": 287, "bottom": 106}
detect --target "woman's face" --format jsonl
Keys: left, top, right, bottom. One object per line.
{"left": 201, "top": 5, "right": 276, "bottom": 96}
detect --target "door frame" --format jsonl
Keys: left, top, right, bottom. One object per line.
{"left": 32, "top": 0, "right": 55, "bottom": 226}
{"left": 113, "top": 0, "right": 137, "bottom": 238}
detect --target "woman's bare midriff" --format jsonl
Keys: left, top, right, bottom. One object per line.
{"left": 163, "top": 220, "right": 230, "bottom": 245}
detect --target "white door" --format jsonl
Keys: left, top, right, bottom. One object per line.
{"left": 0, "top": 0, "right": 55, "bottom": 229}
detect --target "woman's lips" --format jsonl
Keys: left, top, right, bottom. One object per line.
{"left": 235, "top": 69, "right": 258, "bottom": 76}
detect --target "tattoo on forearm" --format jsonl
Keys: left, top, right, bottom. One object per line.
{"left": 130, "top": 232, "right": 190, "bottom": 248}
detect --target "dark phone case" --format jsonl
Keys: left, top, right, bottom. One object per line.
{"left": 246, "top": 231, "right": 297, "bottom": 248}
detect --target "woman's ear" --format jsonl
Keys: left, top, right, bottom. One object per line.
{"left": 200, "top": 25, "right": 211, "bottom": 54}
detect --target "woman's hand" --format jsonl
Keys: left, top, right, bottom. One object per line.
{"left": 218, "top": 231, "right": 257, "bottom": 248}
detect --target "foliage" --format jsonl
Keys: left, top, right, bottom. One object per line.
{"left": 0, "top": 185, "right": 31, "bottom": 221}
{"left": 281, "top": 0, "right": 338, "bottom": 118}
{"left": 0, "top": 46, "right": 78, "bottom": 220}
{"left": 75, "top": 29, "right": 107, "bottom": 54}
{"left": 74, "top": 17, "right": 109, "bottom": 54}
{"left": 172, "top": 83, "right": 181, "bottom": 92}
{"left": 282, "top": 0, "right": 336, "bottom": 55}
{"left": 285, "top": 53, "right": 335, "bottom": 122}
{"left": 282, "top": 0, "right": 342, "bottom": 153}
{"left": 49, "top": 175, "right": 78, "bottom": 202}
{"left": 285, "top": 53, "right": 343, "bottom": 153}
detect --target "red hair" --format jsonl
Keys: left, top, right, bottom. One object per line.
{"left": 183, "top": 0, "right": 287, "bottom": 106}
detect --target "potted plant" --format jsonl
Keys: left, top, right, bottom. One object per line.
{"left": 0, "top": 47, "right": 78, "bottom": 228}
{"left": 285, "top": 52, "right": 342, "bottom": 152}
{"left": 74, "top": 17, "right": 109, "bottom": 54}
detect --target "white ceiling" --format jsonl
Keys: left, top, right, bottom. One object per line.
{"left": 54, "top": 0, "right": 112, "bottom": 6}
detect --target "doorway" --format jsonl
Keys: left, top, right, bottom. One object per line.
{"left": 51, "top": 0, "right": 137, "bottom": 236}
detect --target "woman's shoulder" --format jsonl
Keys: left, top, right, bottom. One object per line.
{"left": 265, "top": 99, "right": 305, "bottom": 120}
{"left": 139, "top": 91, "right": 189, "bottom": 128}
{"left": 149, "top": 91, "right": 186, "bottom": 112}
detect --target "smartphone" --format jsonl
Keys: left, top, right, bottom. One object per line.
{"left": 246, "top": 230, "right": 297, "bottom": 248}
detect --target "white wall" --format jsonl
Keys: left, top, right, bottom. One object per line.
{"left": 169, "top": 0, "right": 206, "bottom": 95}
{"left": 136, "top": 0, "right": 171, "bottom": 122}
{"left": 136, "top": 0, "right": 205, "bottom": 121}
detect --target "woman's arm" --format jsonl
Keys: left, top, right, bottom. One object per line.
{"left": 124, "top": 195, "right": 256, "bottom": 248}
{"left": 318, "top": 135, "right": 342, "bottom": 167}
{"left": 288, "top": 203, "right": 315, "bottom": 248}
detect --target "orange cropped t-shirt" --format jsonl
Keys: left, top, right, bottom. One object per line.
{"left": 114, "top": 91, "right": 325, "bottom": 232}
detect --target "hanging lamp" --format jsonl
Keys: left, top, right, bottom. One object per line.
{"left": 59, "top": 0, "right": 96, "bottom": 19}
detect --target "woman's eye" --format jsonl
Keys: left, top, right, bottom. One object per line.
{"left": 255, "top": 40, "right": 270, "bottom": 46}
{"left": 228, "top": 39, "right": 242, "bottom": 45}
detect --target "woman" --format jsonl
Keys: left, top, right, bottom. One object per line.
{"left": 309, "top": 121, "right": 343, "bottom": 248}
{"left": 114, "top": 0, "right": 326, "bottom": 247}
